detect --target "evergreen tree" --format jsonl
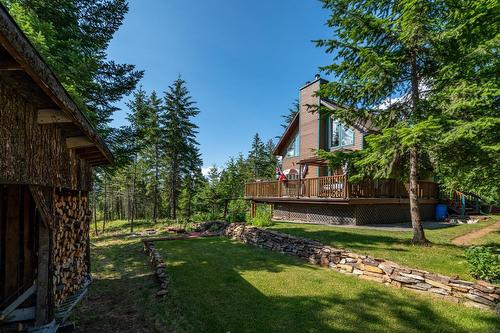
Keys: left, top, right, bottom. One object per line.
{"left": 247, "top": 133, "right": 267, "bottom": 179}
{"left": 264, "top": 139, "right": 278, "bottom": 178}
{"left": 148, "top": 91, "right": 164, "bottom": 223}
{"left": 426, "top": 0, "right": 500, "bottom": 202}
{"left": 179, "top": 145, "right": 204, "bottom": 220}
{"left": 316, "top": 0, "right": 451, "bottom": 244}
{"left": 163, "top": 77, "right": 200, "bottom": 220}
{"left": 125, "top": 88, "right": 149, "bottom": 229}
{"left": 2, "top": 0, "right": 143, "bottom": 134}
{"left": 281, "top": 99, "right": 299, "bottom": 129}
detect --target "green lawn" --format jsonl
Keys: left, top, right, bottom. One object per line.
{"left": 73, "top": 219, "right": 499, "bottom": 333}
{"left": 268, "top": 217, "right": 500, "bottom": 280}
{"left": 154, "top": 237, "right": 498, "bottom": 333}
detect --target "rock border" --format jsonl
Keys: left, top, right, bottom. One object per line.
{"left": 143, "top": 240, "right": 168, "bottom": 296}
{"left": 221, "top": 223, "right": 499, "bottom": 312}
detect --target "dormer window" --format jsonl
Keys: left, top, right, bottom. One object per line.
{"left": 285, "top": 132, "right": 300, "bottom": 157}
{"left": 330, "top": 118, "right": 354, "bottom": 149}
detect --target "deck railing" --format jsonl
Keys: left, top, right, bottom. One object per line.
{"left": 244, "top": 175, "right": 437, "bottom": 200}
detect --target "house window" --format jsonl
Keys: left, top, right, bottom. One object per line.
{"left": 330, "top": 118, "right": 354, "bottom": 148}
{"left": 285, "top": 132, "right": 299, "bottom": 157}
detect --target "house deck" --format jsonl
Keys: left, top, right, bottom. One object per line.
{"left": 245, "top": 175, "right": 438, "bottom": 202}
{"left": 245, "top": 176, "right": 438, "bottom": 225}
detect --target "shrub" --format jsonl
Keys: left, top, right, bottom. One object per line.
{"left": 464, "top": 246, "right": 500, "bottom": 282}
{"left": 248, "top": 206, "right": 273, "bottom": 227}
{"left": 226, "top": 199, "right": 249, "bottom": 222}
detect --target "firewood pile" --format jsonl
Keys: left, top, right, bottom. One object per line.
{"left": 52, "top": 192, "right": 90, "bottom": 305}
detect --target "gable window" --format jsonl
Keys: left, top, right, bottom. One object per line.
{"left": 330, "top": 118, "right": 354, "bottom": 148}
{"left": 285, "top": 132, "right": 300, "bottom": 157}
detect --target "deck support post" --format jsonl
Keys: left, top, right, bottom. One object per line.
{"left": 250, "top": 201, "right": 256, "bottom": 219}
{"left": 297, "top": 163, "right": 302, "bottom": 199}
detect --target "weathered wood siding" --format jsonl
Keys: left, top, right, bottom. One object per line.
{"left": 0, "top": 78, "right": 92, "bottom": 191}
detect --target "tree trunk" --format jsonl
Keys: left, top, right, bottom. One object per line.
{"left": 102, "top": 175, "right": 107, "bottom": 233}
{"left": 153, "top": 143, "right": 159, "bottom": 224}
{"left": 409, "top": 147, "right": 427, "bottom": 243}
{"left": 131, "top": 157, "right": 136, "bottom": 233}
{"left": 93, "top": 191, "right": 98, "bottom": 236}
{"left": 409, "top": 50, "right": 428, "bottom": 244}
{"left": 223, "top": 199, "right": 228, "bottom": 219}
{"left": 170, "top": 160, "right": 177, "bottom": 220}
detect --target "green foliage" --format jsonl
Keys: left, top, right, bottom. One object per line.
{"left": 247, "top": 134, "right": 277, "bottom": 180}
{"left": 163, "top": 77, "right": 201, "bottom": 219}
{"left": 2, "top": 0, "right": 143, "bottom": 134}
{"left": 464, "top": 246, "right": 500, "bottom": 282}
{"left": 247, "top": 206, "right": 273, "bottom": 227}
{"left": 226, "top": 199, "right": 249, "bottom": 222}
{"left": 280, "top": 99, "right": 299, "bottom": 130}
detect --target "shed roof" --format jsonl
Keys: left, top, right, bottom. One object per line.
{"left": 0, "top": 4, "right": 113, "bottom": 166}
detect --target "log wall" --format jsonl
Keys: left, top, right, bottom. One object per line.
{"left": 0, "top": 77, "right": 92, "bottom": 191}
{"left": 52, "top": 190, "right": 90, "bottom": 305}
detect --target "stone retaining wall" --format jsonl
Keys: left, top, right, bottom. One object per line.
{"left": 143, "top": 240, "right": 168, "bottom": 296}
{"left": 222, "top": 223, "right": 499, "bottom": 311}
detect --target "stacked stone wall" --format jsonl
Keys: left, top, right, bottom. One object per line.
{"left": 223, "top": 223, "right": 499, "bottom": 311}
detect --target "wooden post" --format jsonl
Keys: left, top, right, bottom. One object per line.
{"left": 250, "top": 201, "right": 257, "bottom": 219}
{"left": 35, "top": 223, "right": 50, "bottom": 326}
{"left": 343, "top": 174, "right": 349, "bottom": 199}
{"left": 297, "top": 163, "right": 302, "bottom": 199}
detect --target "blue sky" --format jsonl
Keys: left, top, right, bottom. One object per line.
{"left": 108, "top": 0, "right": 333, "bottom": 171}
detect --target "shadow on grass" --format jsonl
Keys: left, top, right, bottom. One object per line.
{"left": 268, "top": 225, "right": 467, "bottom": 252}
{"left": 155, "top": 238, "right": 498, "bottom": 333}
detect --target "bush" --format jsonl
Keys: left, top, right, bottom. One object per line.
{"left": 464, "top": 246, "right": 500, "bottom": 282}
{"left": 248, "top": 205, "right": 273, "bottom": 227}
{"left": 226, "top": 199, "right": 249, "bottom": 222}
{"left": 192, "top": 212, "right": 220, "bottom": 222}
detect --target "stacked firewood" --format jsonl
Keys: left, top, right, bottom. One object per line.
{"left": 52, "top": 192, "right": 90, "bottom": 305}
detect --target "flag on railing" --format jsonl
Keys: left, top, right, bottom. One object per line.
{"left": 276, "top": 165, "right": 287, "bottom": 182}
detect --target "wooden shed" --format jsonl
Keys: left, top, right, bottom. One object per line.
{"left": 0, "top": 5, "right": 112, "bottom": 332}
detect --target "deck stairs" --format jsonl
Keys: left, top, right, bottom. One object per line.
{"left": 446, "top": 191, "right": 495, "bottom": 217}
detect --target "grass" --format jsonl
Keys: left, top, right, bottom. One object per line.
{"left": 268, "top": 216, "right": 500, "bottom": 280}
{"left": 73, "top": 219, "right": 499, "bottom": 333}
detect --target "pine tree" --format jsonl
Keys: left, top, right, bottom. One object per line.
{"left": 180, "top": 145, "right": 203, "bottom": 220}
{"left": 247, "top": 133, "right": 267, "bottom": 179}
{"left": 426, "top": 0, "right": 500, "bottom": 203}
{"left": 163, "top": 77, "right": 200, "bottom": 220}
{"left": 148, "top": 91, "right": 164, "bottom": 223}
{"left": 316, "top": 0, "right": 450, "bottom": 244}
{"left": 125, "top": 88, "right": 149, "bottom": 230}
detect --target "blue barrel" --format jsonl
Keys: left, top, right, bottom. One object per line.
{"left": 435, "top": 204, "right": 448, "bottom": 221}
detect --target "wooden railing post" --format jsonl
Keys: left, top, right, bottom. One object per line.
{"left": 343, "top": 174, "right": 349, "bottom": 198}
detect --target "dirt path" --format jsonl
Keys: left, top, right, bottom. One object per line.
{"left": 451, "top": 220, "right": 500, "bottom": 246}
